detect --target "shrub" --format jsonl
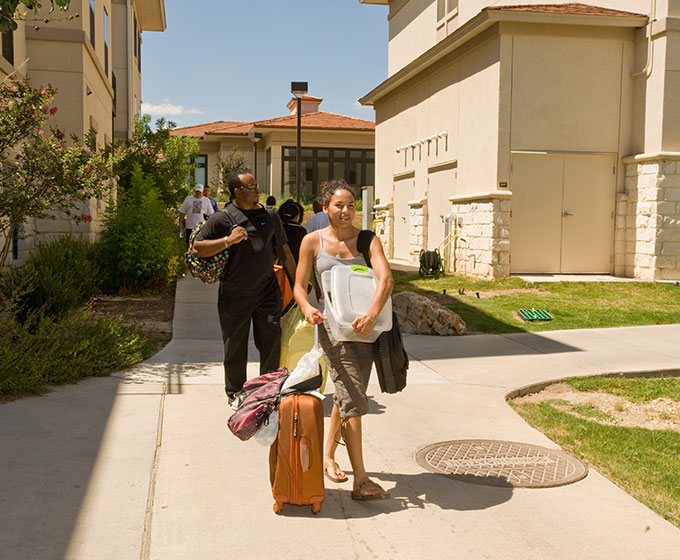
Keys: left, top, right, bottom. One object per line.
{"left": 0, "top": 236, "right": 100, "bottom": 323}
{"left": 99, "top": 163, "right": 176, "bottom": 291}
{"left": 0, "top": 308, "right": 154, "bottom": 397}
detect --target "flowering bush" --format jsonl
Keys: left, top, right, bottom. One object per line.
{"left": 0, "top": 76, "right": 114, "bottom": 269}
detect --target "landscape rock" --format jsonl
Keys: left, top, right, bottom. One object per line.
{"left": 392, "top": 291, "right": 466, "bottom": 336}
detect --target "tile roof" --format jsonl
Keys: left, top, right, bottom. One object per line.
{"left": 253, "top": 111, "right": 375, "bottom": 132}
{"left": 488, "top": 3, "right": 644, "bottom": 17}
{"left": 171, "top": 121, "right": 250, "bottom": 137}
{"left": 171, "top": 112, "right": 374, "bottom": 137}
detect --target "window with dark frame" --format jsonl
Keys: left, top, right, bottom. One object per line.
{"left": 137, "top": 30, "right": 141, "bottom": 73}
{"left": 12, "top": 227, "right": 19, "bottom": 261}
{"left": 133, "top": 17, "right": 137, "bottom": 57}
{"left": 189, "top": 154, "right": 208, "bottom": 186}
{"left": 281, "top": 146, "right": 375, "bottom": 200}
{"left": 89, "top": 0, "right": 95, "bottom": 49}
{"left": 1, "top": 30, "right": 14, "bottom": 65}
{"left": 103, "top": 7, "right": 109, "bottom": 76}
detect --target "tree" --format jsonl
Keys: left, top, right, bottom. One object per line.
{"left": 0, "top": 76, "right": 114, "bottom": 270}
{"left": 113, "top": 114, "right": 199, "bottom": 209}
{"left": 0, "top": 0, "right": 70, "bottom": 33}
{"left": 214, "top": 147, "right": 248, "bottom": 199}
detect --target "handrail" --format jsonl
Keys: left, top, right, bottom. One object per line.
{"left": 437, "top": 224, "right": 461, "bottom": 271}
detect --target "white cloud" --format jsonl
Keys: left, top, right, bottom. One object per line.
{"left": 141, "top": 102, "right": 205, "bottom": 116}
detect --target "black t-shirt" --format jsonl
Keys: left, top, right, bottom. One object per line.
{"left": 196, "top": 202, "right": 288, "bottom": 294}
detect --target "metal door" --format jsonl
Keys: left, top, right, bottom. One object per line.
{"left": 510, "top": 153, "right": 615, "bottom": 273}
{"left": 510, "top": 154, "right": 563, "bottom": 273}
{"left": 561, "top": 154, "right": 615, "bottom": 272}
{"left": 393, "top": 174, "right": 413, "bottom": 261}
{"left": 427, "top": 164, "right": 457, "bottom": 250}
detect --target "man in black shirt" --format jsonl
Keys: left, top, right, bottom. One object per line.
{"left": 193, "top": 172, "right": 296, "bottom": 408}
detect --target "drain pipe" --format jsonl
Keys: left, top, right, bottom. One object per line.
{"left": 631, "top": 0, "right": 656, "bottom": 78}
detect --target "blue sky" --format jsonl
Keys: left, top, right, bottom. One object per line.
{"left": 141, "top": 1, "right": 389, "bottom": 128}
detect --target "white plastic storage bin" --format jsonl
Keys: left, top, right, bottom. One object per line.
{"left": 321, "top": 264, "right": 392, "bottom": 343}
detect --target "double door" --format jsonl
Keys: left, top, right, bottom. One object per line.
{"left": 510, "top": 153, "right": 615, "bottom": 273}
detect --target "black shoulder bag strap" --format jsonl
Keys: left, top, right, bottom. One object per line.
{"left": 357, "top": 229, "right": 376, "bottom": 268}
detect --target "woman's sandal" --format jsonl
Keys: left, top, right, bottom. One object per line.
{"left": 324, "top": 459, "right": 348, "bottom": 483}
{"left": 351, "top": 478, "right": 388, "bottom": 501}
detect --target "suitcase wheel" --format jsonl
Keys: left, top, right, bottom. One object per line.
{"left": 273, "top": 501, "right": 284, "bottom": 514}
{"left": 311, "top": 503, "right": 321, "bottom": 515}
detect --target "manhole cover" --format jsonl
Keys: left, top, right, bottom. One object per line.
{"left": 415, "top": 439, "right": 587, "bottom": 488}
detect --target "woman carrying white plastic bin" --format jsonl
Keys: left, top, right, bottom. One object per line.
{"left": 293, "top": 179, "right": 393, "bottom": 501}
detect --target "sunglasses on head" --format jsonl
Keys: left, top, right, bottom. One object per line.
{"left": 239, "top": 183, "right": 259, "bottom": 191}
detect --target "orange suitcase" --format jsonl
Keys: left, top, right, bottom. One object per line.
{"left": 269, "top": 393, "right": 324, "bottom": 514}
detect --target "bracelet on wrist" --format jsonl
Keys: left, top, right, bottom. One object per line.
{"left": 224, "top": 236, "right": 229, "bottom": 249}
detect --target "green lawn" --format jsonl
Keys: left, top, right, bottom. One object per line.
{"left": 392, "top": 272, "right": 680, "bottom": 334}
{"left": 510, "top": 376, "right": 680, "bottom": 528}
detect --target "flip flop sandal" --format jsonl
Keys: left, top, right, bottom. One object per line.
{"left": 324, "top": 459, "right": 348, "bottom": 483}
{"left": 351, "top": 478, "right": 388, "bottom": 501}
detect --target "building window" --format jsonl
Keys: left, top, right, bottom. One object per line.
{"left": 12, "top": 227, "right": 19, "bottom": 261}
{"left": 437, "top": 0, "right": 458, "bottom": 22}
{"left": 265, "top": 148, "right": 272, "bottom": 194}
{"left": 137, "top": 30, "right": 141, "bottom": 73}
{"left": 1, "top": 30, "right": 14, "bottom": 65}
{"left": 133, "top": 17, "right": 137, "bottom": 57}
{"left": 190, "top": 154, "right": 207, "bottom": 186}
{"left": 89, "top": 0, "right": 95, "bottom": 49}
{"left": 281, "top": 147, "right": 374, "bottom": 200}
{"left": 103, "top": 7, "right": 109, "bottom": 76}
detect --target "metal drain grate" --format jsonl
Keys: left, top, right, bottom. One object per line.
{"left": 415, "top": 439, "right": 587, "bottom": 488}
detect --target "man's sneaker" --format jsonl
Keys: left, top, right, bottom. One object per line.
{"left": 227, "top": 392, "right": 242, "bottom": 411}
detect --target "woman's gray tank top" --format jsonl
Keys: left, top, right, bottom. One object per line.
{"left": 315, "top": 230, "right": 366, "bottom": 292}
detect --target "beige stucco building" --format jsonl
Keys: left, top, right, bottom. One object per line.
{"left": 172, "top": 96, "right": 375, "bottom": 202}
{"left": 0, "top": 0, "right": 165, "bottom": 267}
{"left": 360, "top": 1, "right": 680, "bottom": 281}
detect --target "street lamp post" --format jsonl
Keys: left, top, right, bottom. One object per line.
{"left": 248, "top": 129, "right": 262, "bottom": 181}
{"left": 291, "top": 81, "right": 308, "bottom": 203}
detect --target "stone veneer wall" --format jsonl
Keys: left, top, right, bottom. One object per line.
{"left": 408, "top": 198, "right": 427, "bottom": 264}
{"left": 449, "top": 192, "right": 512, "bottom": 279}
{"left": 618, "top": 154, "right": 680, "bottom": 280}
{"left": 372, "top": 202, "right": 393, "bottom": 260}
{"left": 9, "top": 198, "right": 108, "bottom": 268}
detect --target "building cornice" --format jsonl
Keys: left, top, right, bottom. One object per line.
{"left": 359, "top": 7, "right": 647, "bottom": 106}
{"left": 25, "top": 27, "right": 114, "bottom": 98}
{"left": 622, "top": 152, "right": 680, "bottom": 163}
{"left": 135, "top": 0, "right": 166, "bottom": 31}
{"left": 448, "top": 191, "right": 512, "bottom": 203}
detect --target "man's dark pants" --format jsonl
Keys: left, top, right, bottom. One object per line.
{"left": 217, "top": 277, "right": 282, "bottom": 397}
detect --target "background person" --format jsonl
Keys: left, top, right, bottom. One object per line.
{"left": 203, "top": 184, "right": 219, "bottom": 213}
{"left": 265, "top": 195, "right": 277, "bottom": 209}
{"left": 304, "top": 196, "right": 330, "bottom": 232}
{"left": 293, "top": 179, "right": 393, "bottom": 501}
{"left": 278, "top": 199, "right": 307, "bottom": 263}
{"left": 193, "top": 172, "right": 296, "bottom": 409}
{"left": 179, "top": 183, "right": 215, "bottom": 247}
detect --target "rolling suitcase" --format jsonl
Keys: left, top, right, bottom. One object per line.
{"left": 269, "top": 393, "right": 324, "bottom": 514}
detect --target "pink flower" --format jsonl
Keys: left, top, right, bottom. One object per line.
{"left": 40, "top": 89, "right": 46, "bottom": 95}
{"left": 38, "top": 130, "right": 44, "bottom": 135}
{"left": 58, "top": 147, "right": 63, "bottom": 152}
{"left": 50, "top": 107, "right": 58, "bottom": 115}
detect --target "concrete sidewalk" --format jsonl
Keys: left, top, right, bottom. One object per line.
{"left": 1, "top": 275, "right": 679, "bottom": 559}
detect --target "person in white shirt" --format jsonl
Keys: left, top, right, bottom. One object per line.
{"left": 179, "top": 183, "right": 215, "bottom": 247}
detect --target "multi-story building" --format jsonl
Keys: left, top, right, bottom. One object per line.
{"left": 0, "top": 0, "right": 166, "bottom": 267}
{"left": 360, "top": 1, "right": 680, "bottom": 280}
{"left": 172, "top": 95, "right": 375, "bottom": 201}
